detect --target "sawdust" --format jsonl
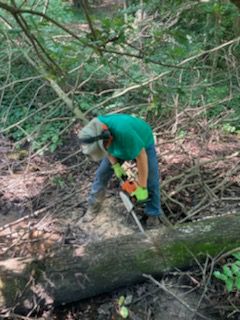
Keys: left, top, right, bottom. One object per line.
{"left": 77, "top": 198, "right": 134, "bottom": 240}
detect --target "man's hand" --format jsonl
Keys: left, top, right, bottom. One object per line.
{"left": 112, "top": 163, "right": 127, "bottom": 179}
{"left": 131, "top": 186, "right": 149, "bottom": 202}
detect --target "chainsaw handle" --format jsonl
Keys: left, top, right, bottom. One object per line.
{"left": 121, "top": 174, "right": 128, "bottom": 181}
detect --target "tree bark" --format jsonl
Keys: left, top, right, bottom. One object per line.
{"left": 1, "top": 213, "right": 240, "bottom": 314}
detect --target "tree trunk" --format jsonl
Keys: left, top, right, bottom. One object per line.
{"left": 1, "top": 213, "right": 240, "bottom": 314}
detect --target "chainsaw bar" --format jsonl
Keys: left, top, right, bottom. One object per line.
{"left": 119, "top": 191, "right": 145, "bottom": 234}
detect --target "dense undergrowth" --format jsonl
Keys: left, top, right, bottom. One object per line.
{"left": 0, "top": 0, "right": 239, "bottom": 153}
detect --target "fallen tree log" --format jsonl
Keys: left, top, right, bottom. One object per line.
{"left": 1, "top": 213, "right": 240, "bottom": 313}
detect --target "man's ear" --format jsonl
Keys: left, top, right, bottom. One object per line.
{"left": 101, "top": 129, "right": 112, "bottom": 140}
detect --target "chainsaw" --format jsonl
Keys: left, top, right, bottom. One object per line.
{"left": 119, "top": 179, "right": 146, "bottom": 235}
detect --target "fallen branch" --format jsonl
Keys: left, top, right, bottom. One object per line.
{"left": 143, "top": 274, "right": 209, "bottom": 320}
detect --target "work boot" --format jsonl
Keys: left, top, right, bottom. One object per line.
{"left": 80, "top": 204, "right": 100, "bottom": 223}
{"left": 79, "top": 191, "right": 105, "bottom": 223}
{"left": 140, "top": 214, "right": 161, "bottom": 228}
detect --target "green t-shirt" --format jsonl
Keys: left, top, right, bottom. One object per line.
{"left": 98, "top": 114, "right": 154, "bottom": 160}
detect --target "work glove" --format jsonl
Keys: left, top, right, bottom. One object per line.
{"left": 131, "top": 186, "right": 149, "bottom": 202}
{"left": 112, "top": 162, "right": 127, "bottom": 179}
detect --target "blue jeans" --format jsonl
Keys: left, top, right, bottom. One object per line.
{"left": 88, "top": 144, "right": 161, "bottom": 217}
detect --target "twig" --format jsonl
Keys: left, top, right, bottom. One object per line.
{"left": 0, "top": 75, "right": 42, "bottom": 91}
{"left": 143, "top": 274, "right": 211, "bottom": 320}
{"left": 0, "top": 207, "right": 47, "bottom": 232}
{"left": 0, "top": 183, "right": 87, "bottom": 233}
{"left": 214, "top": 247, "right": 240, "bottom": 264}
{"left": 85, "top": 37, "right": 240, "bottom": 113}
{"left": 0, "top": 311, "right": 45, "bottom": 319}
{"left": 40, "top": 0, "right": 49, "bottom": 22}
{"left": 193, "top": 255, "right": 215, "bottom": 317}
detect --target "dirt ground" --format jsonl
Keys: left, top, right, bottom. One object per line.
{"left": 0, "top": 127, "right": 240, "bottom": 319}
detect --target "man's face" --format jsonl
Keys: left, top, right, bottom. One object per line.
{"left": 81, "top": 144, "right": 89, "bottom": 155}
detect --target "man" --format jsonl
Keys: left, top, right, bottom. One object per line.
{"left": 78, "top": 113, "right": 162, "bottom": 226}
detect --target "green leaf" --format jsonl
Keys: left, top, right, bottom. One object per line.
{"left": 119, "top": 306, "right": 129, "bottom": 319}
{"left": 118, "top": 296, "right": 125, "bottom": 307}
{"left": 236, "top": 277, "right": 240, "bottom": 290}
{"left": 125, "top": 294, "right": 133, "bottom": 305}
{"left": 226, "top": 278, "right": 233, "bottom": 292}
{"left": 170, "top": 30, "right": 188, "bottom": 46}
{"left": 223, "top": 265, "right": 233, "bottom": 278}
{"left": 170, "top": 46, "right": 186, "bottom": 58}
{"left": 213, "top": 271, "right": 225, "bottom": 281}
{"left": 49, "top": 144, "right": 57, "bottom": 153}
{"left": 235, "top": 260, "right": 240, "bottom": 267}
{"left": 223, "top": 123, "right": 236, "bottom": 133}
{"left": 232, "top": 252, "right": 240, "bottom": 260}
{"left": 102, "top": 17, "right": 111, "bottom": 28}
{"left": 52, "top": 135, "right": 59, "bottom": 144}
{"left": 213, "top": 271, "right": 227, "bottom": 282}
{"left": 177, "top": 129, "right": 186, "bottom": 139}
{"left": 231, "top": 263, "right": 240, "bottom": 276}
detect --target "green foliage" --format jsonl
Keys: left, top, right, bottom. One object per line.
{"left": 222, "top": 123, "right": 238, "bottom": 134}
{"left": 50, "top": 175, "right": 66, "bottom": 189}
{"left": 0, "top": 71, "right": 70, "bottom": 152}
{"left": 213, "top": 252, "right": 240, "bottom": 293}
{"left": 116, "top": 296, "right": 129, "bottom": 319}
{"left": 0, "top": 0, "right": 240, "bottom": 152}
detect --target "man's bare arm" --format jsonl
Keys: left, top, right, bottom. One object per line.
{"left": 108, "top": 154, "right": 118, "bottom": 165}
{"left": 136, "top": 148, "right": 148, "bottom": 188}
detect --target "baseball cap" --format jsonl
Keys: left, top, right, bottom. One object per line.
{"left": 78, "top": 118, "right": 108, "bottom": 161}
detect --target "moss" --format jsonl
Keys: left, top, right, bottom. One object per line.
{"left": 163, "top": 237, "right": 238, "bottom": 270}
{"left": 26, "top": 260, "right": 46, "bottom": 278}
{"left": 134, "top": 248, "right": 161, "bottom": 272}
{"left": 1, "top": 275, "right": 26, "bottom": 307}
{"left": 1, "top": 260, "right": 46, "bottom": 308}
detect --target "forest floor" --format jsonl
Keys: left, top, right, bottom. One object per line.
{"left": 0, "top": 120, "right": 240, "bottom": 320}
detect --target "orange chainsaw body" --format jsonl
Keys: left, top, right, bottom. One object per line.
{"left": 121, "top": 180, "right": 137, "bottom": 194}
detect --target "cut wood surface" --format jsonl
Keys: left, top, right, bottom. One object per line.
{"left": 1, "top": 213, "right": 240, "bottom": 313}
